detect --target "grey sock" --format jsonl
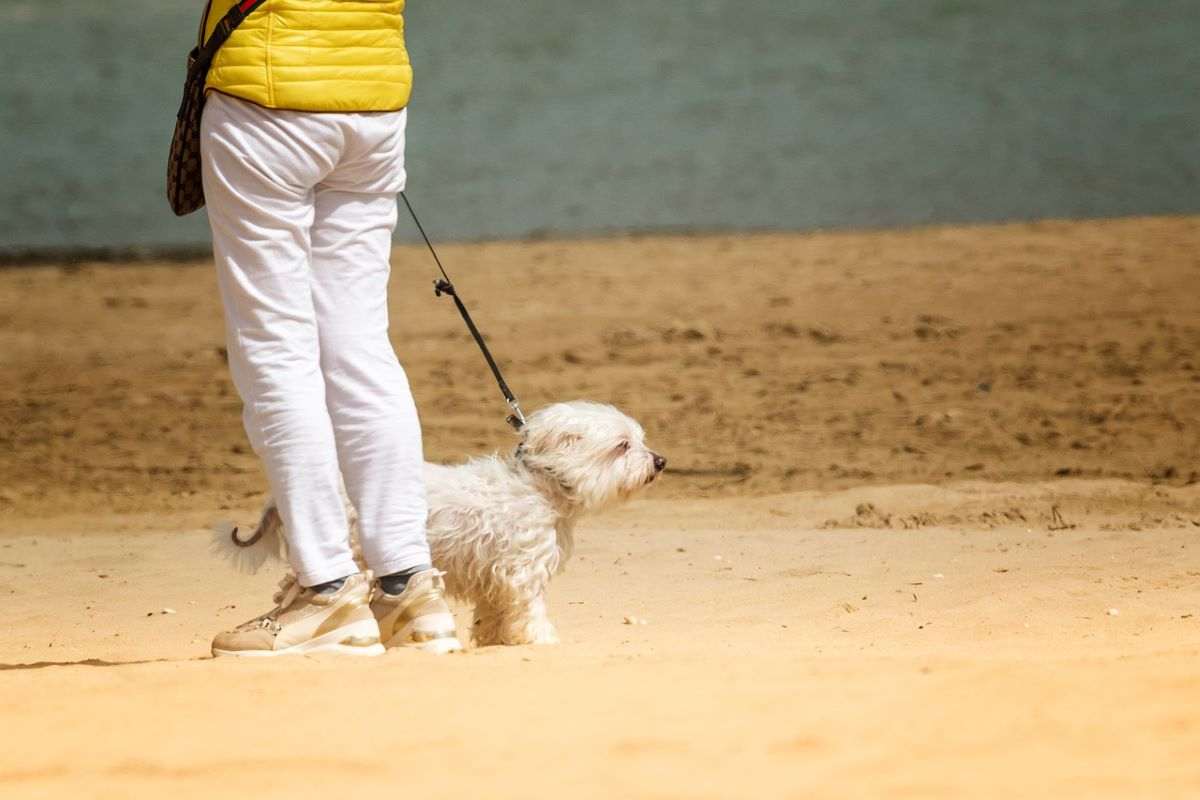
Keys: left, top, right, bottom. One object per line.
{"left": 378, "top": 565, "right": 431, "bottom": 595}
{"left": 310, "top": 576, "right": 349, "bottom": 595}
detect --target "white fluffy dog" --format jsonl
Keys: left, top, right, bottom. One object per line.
{"left": 214, "top": 401, "right": 665, "bottom": 646}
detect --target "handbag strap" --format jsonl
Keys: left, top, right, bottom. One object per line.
{"left": 189, "top": 0, "right": 270, "bottom": 77}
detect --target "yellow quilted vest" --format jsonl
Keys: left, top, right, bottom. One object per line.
{"left": 202, "top": 0, "right": 412, "bottom": 112}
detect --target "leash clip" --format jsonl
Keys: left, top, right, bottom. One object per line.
{"left": 506, "top": 399, "right": 526, "bottom": 431}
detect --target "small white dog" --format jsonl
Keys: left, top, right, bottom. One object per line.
{"left": 214, "top": 401, "right": 665, "bottom": 646}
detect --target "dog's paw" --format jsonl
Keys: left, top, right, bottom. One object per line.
{"left": 523, "top": 619, "right": 559, "bottom": 646}
{"left": 470, "top": 617, "right": 503, "bottom": 648}
{"left": 530, "top": 628, "right": 559, "bottom": 646}
{"left": 472, "top": 619, "right": 559, "bottom": 646}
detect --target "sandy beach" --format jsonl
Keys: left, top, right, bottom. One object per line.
{"left": 2, "top": 216, "right": 1200, "bottom": 797}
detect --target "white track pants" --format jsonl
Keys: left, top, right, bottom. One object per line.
{"left": 201, "top": 92, "right": 430, "bottom": 586}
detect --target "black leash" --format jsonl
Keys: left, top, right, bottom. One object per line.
{"left": 399, "top": 191, "right": 526, "bottom": 431}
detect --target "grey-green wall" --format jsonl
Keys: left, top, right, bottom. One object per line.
{"left": 0, "top": 1, "right": 1196, "bottom": 254}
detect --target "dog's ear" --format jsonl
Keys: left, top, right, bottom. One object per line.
{"left": 522, "top": 427, "right": 581, "bottom": 455}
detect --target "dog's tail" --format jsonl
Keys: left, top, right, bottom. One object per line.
{"left": 209, "top": 501, "right": 287, "bottom": 575}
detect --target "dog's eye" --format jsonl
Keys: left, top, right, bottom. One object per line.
{"left": 615, "top": 440, "right": 630, "bottom": 455}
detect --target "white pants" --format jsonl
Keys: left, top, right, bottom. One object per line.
{"left": 201, "top": 92, "right": 430, "bottom": 587}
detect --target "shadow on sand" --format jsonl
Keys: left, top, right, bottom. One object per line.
{"left": 0, "top": 657, "right": 207, "bottom": 671}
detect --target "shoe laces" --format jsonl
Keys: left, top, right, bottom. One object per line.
{"left": 272, "top": 575, "right": 302, "bottom": 609}
{"left": 240, "top": 576, "right": 303, "bottom": 632}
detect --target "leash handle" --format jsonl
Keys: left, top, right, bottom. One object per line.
{"left": 400, "top": 192, "right": 526, "bottom": 431}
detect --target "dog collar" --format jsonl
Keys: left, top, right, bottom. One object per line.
{"left": 513, "top": 445, "right": 576, "bottom": 499}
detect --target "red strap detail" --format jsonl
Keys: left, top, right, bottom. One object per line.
{"left": 239, "top": 0, "right": 259, "bottom": 12}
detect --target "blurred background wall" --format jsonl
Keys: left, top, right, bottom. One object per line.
{"left": 0, "top": 0, "right": 1196, "bottom": 256}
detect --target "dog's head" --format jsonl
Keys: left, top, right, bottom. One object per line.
{"left": 516, "top": 401, "right": 665, "bottom": 510}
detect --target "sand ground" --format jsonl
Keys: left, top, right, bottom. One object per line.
{"left": 2, "top": 217, "right": 1200, "bottom": 797}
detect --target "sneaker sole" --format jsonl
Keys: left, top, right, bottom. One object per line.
{"left": 383, "top": 635, "right": 464, "bottom": 654}
{"left": 385, "top": 614, "right": 464, "bottom": 654}
{"left": 213, "top": 642, "right": 386, "bottom": 658}
{"left": 212, "top": 620, "right": 385, "bottom": 658}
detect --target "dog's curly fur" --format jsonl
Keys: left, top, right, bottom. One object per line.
{"left": 213, "top": 401, "right": 664, "bottom": 646}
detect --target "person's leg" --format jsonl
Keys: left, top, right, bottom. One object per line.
{"left": 201, "top": 92, "right": 358, "bottom": 587}
{"left": 308, "top": 108, "right": 432, "bottom": 579}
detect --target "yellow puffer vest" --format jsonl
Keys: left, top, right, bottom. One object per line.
{"left": 202, "top": 0, "right": 412, "bottom": 112}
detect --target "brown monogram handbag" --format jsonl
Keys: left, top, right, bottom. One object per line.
{"left": 167, "top": 0, "right": 268, "bottom": 216}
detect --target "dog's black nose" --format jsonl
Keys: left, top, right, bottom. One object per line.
{"left": 652, "top": 453, "right": 667, "bottom": 472}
